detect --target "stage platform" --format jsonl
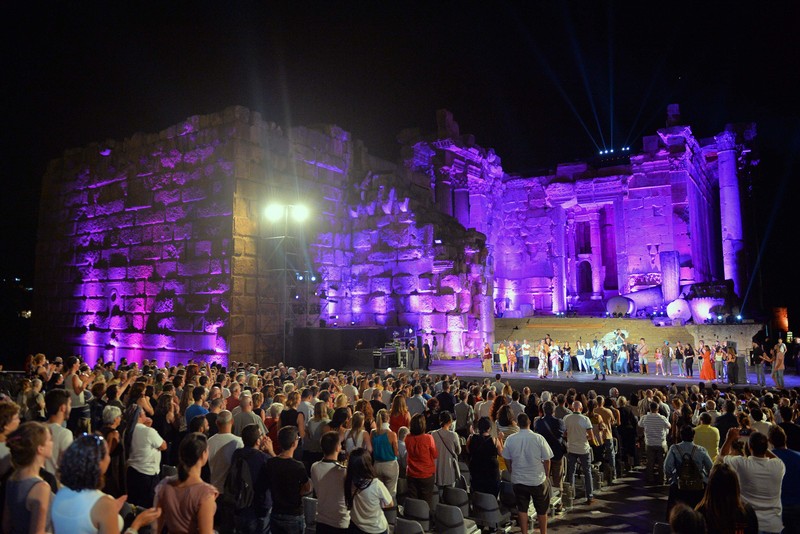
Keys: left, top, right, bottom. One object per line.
{"left": 401, "top": 358, "right": 799, "bottom": 396}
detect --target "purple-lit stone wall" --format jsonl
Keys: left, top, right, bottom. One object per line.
{"left": 35, "top": 111, "right": 238, "bottom": 366}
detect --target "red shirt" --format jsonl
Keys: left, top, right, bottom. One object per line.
{"left": 405, "top": 433, "right": 438, "bottom": 479}
{"left": 390, "top": 412, "right": 410, "bottom": 434}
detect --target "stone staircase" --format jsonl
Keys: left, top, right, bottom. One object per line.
{"left": 494, "top": 316, "right": 692, "bottom": 346}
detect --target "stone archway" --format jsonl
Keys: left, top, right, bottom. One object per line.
{"left": 578, "top": 261, "right": 593, "bottom": 295}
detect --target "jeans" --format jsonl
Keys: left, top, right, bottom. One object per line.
{"left": 645, "top": 445, "right": 666, "bottom": 484}
{"left": 665, "top": 357, "right": 673, "bottom": 376}
{"left": 755, "top": 363, "right": 766, "bottom": 386}
{"left": 235, "top": 513, "right": 270, "bottom": 534}
{"left": 271, "top": 514, "right": 304, "bottom": 534}
{"left": 601, "top": 440, "right": 615, "bottom": 480}
{"left": 523, "top": 354, "right": 530, "bottom": 371}
{"left": 774, "top": 369, "right": 785, "bottom": 388}
{"left": 616, "top": 358, "right": 627, "bottom": 374}
{"left": 566, "top": 452, "right": 593, "bottom": 499}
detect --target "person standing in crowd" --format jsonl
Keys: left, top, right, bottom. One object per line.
{"left": 693, "top": 412, "right": 720, "bottom": 461}
{"left": 639, "top": 402, "right": 671, "bottom": 485}
{"left": 404, "top": 413, "right": 437, "bottom": 511}
{"left": 155, "top": 432, "right": 218, "bottom": 534}
{"left": 3, "top": 422, "right": 53, "bottom": 534}
{"left": 503, "top": 413, "right": 554, "bottom": 534}
{"left": 467, "top": 417, "right": 502, "bottom": 496}
{"left": 311, "top": 432, "right": 350, "bottom": 534}
{"left": 719, "top": 428, "right": 785, "bottom": 534}
{"left": 453, "top": 390, "right": 474, "bottom": 439}
{"left": 125, "top": 404, "right": 167, "bottom": 508}
{"left": 208, "top": 408, "right": 243, "bottom": 526}
{"left": 769, "top": 426, "right": 800, "bottom": 532}
{"left": 63, "top": 356, "right": 92, "bottom": 435}
{"left": 564, "top": 401, "right": 597, "bottom": 504}
{"left": 52, "top": 434, "right": 161, "bottom": 534}
{"left": 616, "top": 396, "right": 639, "bottom": 473}
{"left": 714, "top": 401, "right": 738, "bottom": 446}
{"left": 777, "top": 406, "right": 800, "bottom": 451}
{"left": 664, "top": 425, "right": 713, "bottom": 517}
{"left": 43, "top": 389, "right": 72, "bottom": 478}
{"left": 431, "top": 411, "right": 461, "bottom": 490}
{"left": 694, "top": 463, "right": 758, "bottom": 534}
{"left": 345, "top": 448, "right": 393, "bottom": 534}
{"left": 534, "top": 401, "right": 566, "bottom": 497}
{"left": 229, "top": 424, "right": 274, "bottom": 534}
{"left": 0, "top": 401, "right": 21, "bottom": 479}
{"left": 370, "top": 409, "right": 399, "bottom": 499}
{"left": 265, "top": 426, "right": 312, "bottom": 534}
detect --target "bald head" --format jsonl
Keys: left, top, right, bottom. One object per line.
{"left": 571, "top": 401, "right": 583, "bottom": 412}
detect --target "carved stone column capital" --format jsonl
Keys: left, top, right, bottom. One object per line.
{"left": 714, "top": 131, "right": 737, "bottom": 152}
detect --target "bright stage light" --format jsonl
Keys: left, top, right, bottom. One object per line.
{"left": 310, "top": 275, "right": 317, "bottom": 282}
{"left": 265, "top": 204, "right": 284, "bottom": 222}
{"left": 610, "top": 149, "right": 614, "bottom": 153}
{"left": 291, "top": 205, "right": 310, "bottom": 222}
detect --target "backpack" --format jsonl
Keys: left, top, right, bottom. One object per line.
{"left": 224, "top": 451, "right": 254, "bottom": 511}
{"left": 674, "top": 446, "right": 704, "bottom": 491}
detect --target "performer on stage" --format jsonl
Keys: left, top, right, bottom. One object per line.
{"left": 422, "top": 339, "right": 431, "bottom": 371}
{"left": 507, "top": 342, "right": 517, "bottom": 373}
{"left": 564, "top": 341, "right": 575, "bottom": 379}
{"left": 638, "top": 338, "right": 649, "bottom": 374}
{"left": 537, "top": 342, "right": 548, "bottom": 378}
{"left": 682, "top": 342, "right": 695, "bottom": 378}
{"left": 521, "top": 339, "right": 531, "bottom": 372}
{"left": 576, "top": 342, "right": 587, "bottom": 373}
{"left": 498, "top": 342, "right": 508, "bottom": 373}
{"left": 549, "top": 343, "right": 561, "bottom": 378}
{"left": 699, "top": 344, "right": 716, "bottom": 381}
{"left": 726, "top": 347, "right": 738, "bottom": 385}
{"left": 482, "top": 342, "right": 493, "bottom": 373}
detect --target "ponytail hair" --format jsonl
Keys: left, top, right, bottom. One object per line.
{"left": 7, "top": 422, "right": 49, "bottom": 468}
{"left": 177, "top": 432, "right": 208, "bottom": 482}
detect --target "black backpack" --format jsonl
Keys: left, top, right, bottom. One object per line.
{"left": 674, "top": 446, "right": 704, "bottom": 491}
{"left": 224, "top": 451, "right": 254, "bottom": 511}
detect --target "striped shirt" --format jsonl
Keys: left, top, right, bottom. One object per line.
{"left": 639, "top": 412, "right": 671, "bottom": 447}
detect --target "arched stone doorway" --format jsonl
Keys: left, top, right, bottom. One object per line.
{"left": 578, "top": 261, "right": 593, "bottom": 295}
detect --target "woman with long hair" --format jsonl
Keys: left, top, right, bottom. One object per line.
{"left": 2, "top": 422, "right": 53, "bottom": 534}
{"left": 345, "top": 411, "right": 372, "bottom": 455}
{"left": 371, "top": 409, "right": 399, "bottom": 498}
{"left": 466, "top": 417, "right": 502, "bottom": 496}
{"left": 279, "top": 390, "right": 306, "bottom": 460}
{"left": 354, "top": 399, "right": 375, "bottom": 433}
{"left": 695, "top": 463, "right": 757, "bottom": 534}
{"left": 389, "top": 394, "right": 410, "bottom": 434}
{"left": 52, "top": 434, "right": 160, "bottom": 534}
{"left": 345, "top": 448, "right": 393, "bottom": 534}
{"left": 404, "top": 414, "right": 438, "bottom": 511}
{"left": 304, "top": 401, "right": 331, "bottom": 467}
{"left": 155, "top": 433, "right": 218, "bottom": 534}
{"left": 423, "top": 397, "right": 441, "bottom": 432}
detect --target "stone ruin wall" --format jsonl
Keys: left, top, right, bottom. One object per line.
{"left": 34, "top": 106, "right": 493, "bottom": 365}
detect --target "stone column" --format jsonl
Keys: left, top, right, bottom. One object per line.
{"left": 715, "top": 131, "right": 745, "bottom": 298}
{"left": 589, "top": 212, "right": 603, "bottom": 300}
{"left": 659, "top": 250, "right": 681, "bottom": 303}
{"left": 566, "top": 215, "right": 577, "bottom": 298}
{"left": 552, "top": 209, "right": 567, "bottom": 312}
{"left": 435, "top": 169, "right": 453, "bottom": 217}
{"left": 480, "top": 247, "right": 496, "bottom": 344}
{"left": 452, "top": 175, "right": 470, "bottom": 228}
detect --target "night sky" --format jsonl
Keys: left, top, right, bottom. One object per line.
{"left": 4, "top": 2, "right": 799, "bottom": 326}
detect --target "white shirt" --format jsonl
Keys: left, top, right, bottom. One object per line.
{"left": 45, "top": 422, "right": 74, "bottom": 476}
{"left": 207, "top": 432, "right": 244, "bottom": 492}
{"left": 342, "top": 384, "right": 359, "bottom": 403}
{"left": 128, "top": 423, "right": 165, "bottom": 476}
{"left": 564, "top": 413, "right": 593, "bottom": 455}
{"left": 639, "top": 412, "right": 671, "bottom": 448}
{"left": 723, "top": 455, "right": 786, "bottom": 532}
{"left": 52, "top": 488, "right": 123, "bottom": 534}
{"left": 502, "top": 429, "right": 553, "bottom": 486}
{"left": 350, "top": 478, "right": 392, "bottom": 534}
{"left": 310, "top": 460, "right": 350, "bottom": 529}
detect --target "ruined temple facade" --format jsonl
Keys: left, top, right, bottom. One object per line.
{"left": 34, "top": 105, "right": 754, "bottom": 365}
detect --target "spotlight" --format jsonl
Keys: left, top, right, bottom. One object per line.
{"left": 297, "top": 274, "right": 304, "bottom": 281}
{"left": 599, "top": 151, "right": 603, "bottom": 155}
{"left": 291, "top": 204, "right": 310, "bottom": 222}
{"left": 736, "top": 315, "right": 742, "bottom": 321}
{"left": 351, "top": 321, "right": 355, "bottom": 325}
{"left": 265, "top": 204, "right": 284, "bottom": 222}
{"left": 610, "top": 149, "right": 614, "bottom": 153}
{"left": 295, "top": 295, "right": 300, "bottom": 300}
{"left": 310, "top": 275, "right": 317, "bottom": 282}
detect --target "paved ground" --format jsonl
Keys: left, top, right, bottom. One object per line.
{"left": 543, "top": 467, "right": 669, "bottom": 533}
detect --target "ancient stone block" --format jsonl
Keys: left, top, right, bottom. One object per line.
{"left": 433, "top": 294, "right": 457, "bottom": 312}
{"left": 392, "top": 274, "right": 418, "bottom": 294}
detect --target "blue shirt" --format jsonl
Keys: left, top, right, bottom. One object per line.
{"left": 773, "top": 448, "right": 800, "bottom": 506}
{"left": 185, "top": 403, "right": 209, "bottom": 425}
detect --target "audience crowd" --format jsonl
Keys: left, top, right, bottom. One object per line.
{"left": 0, "top": 352, "right": 797, "bottom": 534}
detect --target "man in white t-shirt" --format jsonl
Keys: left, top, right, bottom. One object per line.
{"left": 127, "top": 405, "right": 167, "bottom": 507}
{"left": 208, "top": 410, "right": 244, "bottom": 493}
{"left": 721, "top": 428, "right": 785, "bottom": 534}
{"left": 310, "top": 432, "right": 350, "bottom": 533}
{"left": 564, "top": 401, "right": 597, "bottom": 504}
{"left": 342, "top": 377, "right": 359, "bottom": 404}
{"left": 44, "top": 389, "right": 73, "bottom": 477}
{"left": 502, "top": 413, "right": 554, "bottom": 534}
{"left": 521, "top": 340, "right": 532, "bottom": 372}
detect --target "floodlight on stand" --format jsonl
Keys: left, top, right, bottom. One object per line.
{"left": 265, "top": 203, "right": 284, "bottom": 222}
{"left": 291, "top": 204, "right": 310, "bottom": 222}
